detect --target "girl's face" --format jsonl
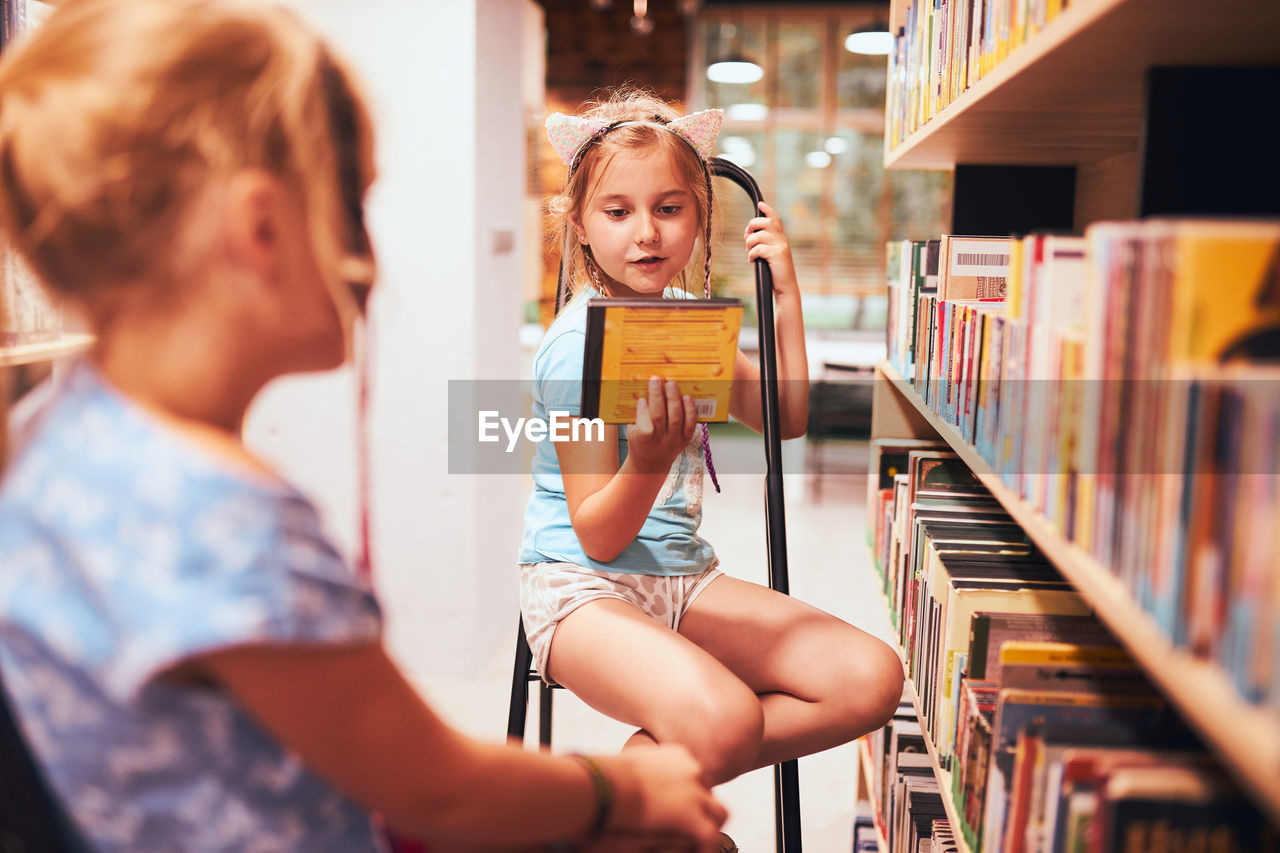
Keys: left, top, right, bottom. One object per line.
{"left": 577, "top": 148, "right": 699, "bottom": 298}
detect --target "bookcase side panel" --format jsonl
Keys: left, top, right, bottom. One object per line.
{"left": 1074, "top": 149, "right": 1139, "bottom": 229}
{"left": 872, "top": 369, "right": 935, "bottom": 440}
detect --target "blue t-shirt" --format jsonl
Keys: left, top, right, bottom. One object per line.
{"left": 0, "top": 363, "right": 385, "bottom": 852}
{"left": 517, "top": 291, "right": 716, "bottom": 575}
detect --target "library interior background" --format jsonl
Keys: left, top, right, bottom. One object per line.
{"left": 3, "top": 0, "right": 1279, "bottom": 851}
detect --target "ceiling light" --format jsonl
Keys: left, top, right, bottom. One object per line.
{"left": 845, "top": 23, "right": 893, "bottom": 56}
{"left": 824, "top": 137, "right": 850, "bottom": 155}
{"left": 707, "top": 58, "right": 763, "bottom": 84}
{"left": 805, "top": 151, "right": 832, "bottom": 169}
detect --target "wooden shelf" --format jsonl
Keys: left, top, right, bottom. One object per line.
{"left": 874, "top": 359, "right": 1280, "bottom": 823}
{"left": 902, "top": 677, "right": 975, "bottom": 853}
{"left": 857, "top": 737, "right": 891, "bottom": 853}
{"left": 884, "top": 0, "right": 1280, "bottom": 169}
{"left": 0, "top": 334, "right": 93, "bottom": 368}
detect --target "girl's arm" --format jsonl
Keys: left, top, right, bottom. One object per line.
{"left": 559, "top": 377, "right": 696, "bottom": 563}
{"left": 197, "top": 641, "right": 726, "bottom": 851}
{"left": 728, "top": 201, "right": 809, "bottom": 439}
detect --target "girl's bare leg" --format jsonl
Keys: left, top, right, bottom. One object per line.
{"left": 677, "top": 574, "right": 903, "bottom": 773}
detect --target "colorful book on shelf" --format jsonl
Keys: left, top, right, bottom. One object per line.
{"left": 981, "top": 690, "right": 1172, "bottom": 853}
{"left": 882, "top": 715, "right": 928, "bottom": 847}
{"left": 930, "top": 565, "right": 1089, "bottom": 763}
{"left": 967, "top": 612, "right": 1114, "bottom": 683}
{"left": 1018, "top": 726, "right": 1206, "bottom": 853}
{"left": 909, "top": 240, "right": 937, "bottom": 381}
{"left": 908, "top": 519, "right": 1035, "bottom": 688}
{"left": 1053, "top": 747, "right": 1207, "bottom": 853}
{"left": 890, "top": 754, "right": 938, "bottom": 852}
{"left": 920, "top": 558, "right": 1069, "bottom": 749}
{"left": 954, "top": 676, "right": 997, "bottom": 844}
{"left": 1097, "top": 764, "right": 1274, "bottom": 853}
{"left": 900, "top": 499, "right": 1014, "bottom": 656}
{"left": 869, "top": 437, "right": 947, "bottom": 542}
{"left": 1167, "top": 220, "right": 1280, "bottom": 366}
{"left": 871, "top": 697, "right": 919, "bottom": 811}
{"left": 580, "top": 297, "right": 742, "bottom": 424}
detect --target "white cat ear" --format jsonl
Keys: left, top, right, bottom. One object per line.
{"left": 667, "top": 109, "right": 724, "bottom": 160}
{"left": 545, "top": 113, "right": 609, "bottom": 165}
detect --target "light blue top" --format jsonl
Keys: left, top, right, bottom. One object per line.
{"left": 0, "top": 362, "right": 385, "bottom": 852}
{"left": 517, "top": 290, "right": 716, "bottom": 575}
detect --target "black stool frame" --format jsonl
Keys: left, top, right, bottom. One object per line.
{"left": 507, "top": 157, "right": 802, "bottom": 853}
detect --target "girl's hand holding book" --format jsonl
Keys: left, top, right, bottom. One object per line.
{"left": 744, "top": 201, "right": 800, "bottom": 301}
{"left": 626, "top": 377, "right": 697, "bottom": 475}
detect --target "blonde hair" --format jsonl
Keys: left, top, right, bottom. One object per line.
{"left": 0, "top": 0, "right": 374, "bottom": 330}
{"left": 548, "top": 87, "right": 713, "bottom": 307}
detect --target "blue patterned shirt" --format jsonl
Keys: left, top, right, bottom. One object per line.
{"left": 0, "top": 362, "right": 385, "bottom": 852}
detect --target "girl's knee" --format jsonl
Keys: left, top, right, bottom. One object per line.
{"left": 818, "top": 636, "right": 903, "bottom": 736}
{"left": 859, "top": 639, "right": 905, "bottom": 728}
{"left": 667, "top": 683, "right": 763, "bottom": 784}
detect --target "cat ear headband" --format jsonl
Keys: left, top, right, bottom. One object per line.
{"left": 545, "top": 109, "right": 724, "bottom": 174}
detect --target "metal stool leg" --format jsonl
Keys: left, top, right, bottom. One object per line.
{"left": 509, "top": 615, "right": 557, "bottom": 750}
{"left": 776, "top": 759, "right": 802, "bottom": 852}
{"left": 507, "top": 618, "right": 533, "bottom": 742}
{"left": 538, "top": 681, "right": 554, "bottom": 749}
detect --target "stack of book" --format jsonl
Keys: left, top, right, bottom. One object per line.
{"left": 884, "top": 222, "right": 1280, "bottom": 714}
{"left": 864, "top": 442, "right": 1277, "bottom": 851}
{"left": 887, "top": 0, "right": 1076, "bottom": 149}
{"left": 865, "top": 697, "right": 953, "bottom": 853}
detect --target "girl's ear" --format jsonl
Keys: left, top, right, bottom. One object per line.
{"left": 222, "top": 170, "right": 286, "bottom": 283}
{"left": 568, "top": 215, "right": 587, "bottom": 245}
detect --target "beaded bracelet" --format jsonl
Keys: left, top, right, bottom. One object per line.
{"left": 570, "top": 753, "right": 613, "bottom": 845}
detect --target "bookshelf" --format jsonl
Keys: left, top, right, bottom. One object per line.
{"left": 0, "top": 334, "right": 93, "bottom": 368}
{"left": 871, "top": 357, "right": 1280, "bottom": 824}
{"left": 898, "top": 675, "right": 976, "bottom": 853}
{"left": 885, "top": 0, "right": 1280, "bottom": 170}
{"left": 856, "top": 737, "right": 891, "bottom": 853}
{"left": 858, "top": 650, "right": 976, "bottom": 853}
{"left": 875, "top": 0, "right": 1280, "bottom": 836}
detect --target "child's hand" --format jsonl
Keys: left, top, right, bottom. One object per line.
{"left": 627, "top": 377, "right": 697, "bottom": 475}
{"left": 745, "top": 201, "right": 800, "bottom": 300}
{"left": 596, "top": 745, "right": 728, "bottom": 852}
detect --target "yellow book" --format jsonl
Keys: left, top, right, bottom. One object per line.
{"left": 582, "top": 297, "right": 742, "bottom": 424}
{"left": 1006, "top": 235, "right": 1026, "bottom": 320}
{"left": 997, "top": 641, "right": 1134, "bottom": 668}
{"left": 1168, "top": 221, "right": 1280, "bottom": 366}
{"left": 1046, "top": 0, "right": 1063, "bottom": 21}
{"left": 1055, "top": 336, "right": 1084, "bottom": 537}
{"left": 993, "top": 0, "right": 1003, "bottom": 63}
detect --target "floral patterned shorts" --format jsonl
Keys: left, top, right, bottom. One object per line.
{"left": 518, "top": 561, "right": 723, "bottom": 684}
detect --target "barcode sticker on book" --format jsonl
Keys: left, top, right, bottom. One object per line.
{"left": 694, "top": 398, "right": 719, "bottom": 419}
{"left": 957, "top": 252, "right": 1009, "bottom": 266}
{"left": 952, "top": 235, "right": 1008, "bottom": 275}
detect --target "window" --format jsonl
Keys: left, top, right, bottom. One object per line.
{"left": 691, "top": 7, "right": 952, "bottom": 330}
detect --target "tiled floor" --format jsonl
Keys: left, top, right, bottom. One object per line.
{"left": 416, "top": 436, "right": 893, "bottom": 852}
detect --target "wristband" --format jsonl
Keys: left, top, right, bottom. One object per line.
{"left": 570, "top": 753, "right": 613, "bottom": 845}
